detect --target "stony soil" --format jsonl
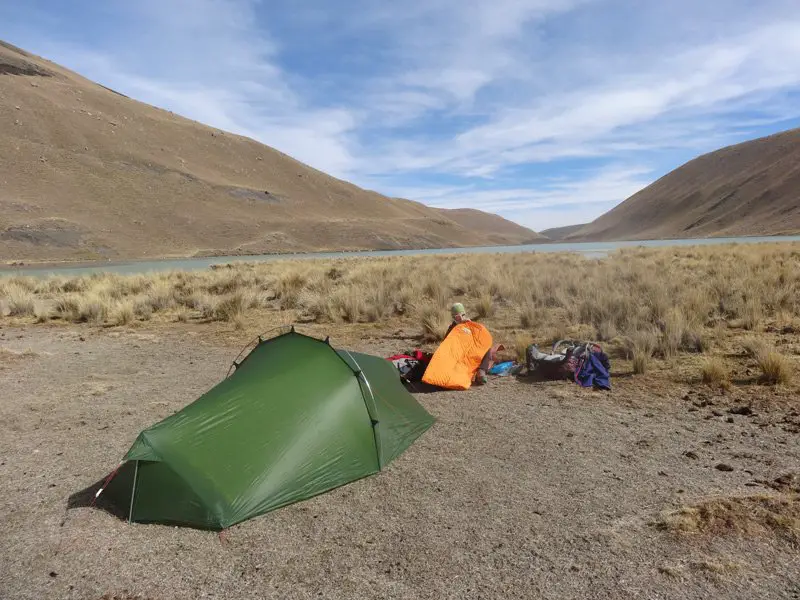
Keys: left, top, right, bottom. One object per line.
{"left": 1, "top": 324, "right": 798, "bottom": 600}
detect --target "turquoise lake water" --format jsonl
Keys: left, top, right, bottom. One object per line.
{"left": 3, "top": 235, "right": 800, "bottom": 277}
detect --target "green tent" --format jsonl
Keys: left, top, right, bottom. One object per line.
{"left": 98, "top": 329, "right": 435, "bottom": 529}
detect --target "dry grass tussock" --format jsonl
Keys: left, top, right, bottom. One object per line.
{"left": 700, "top": 357, "right": 729, "bottom": 388}
{"left": 1, "top": 244, "right": 799, "bottom": 370}
{"left": 656, "top": 493, "right": 800, "bottom": 543}
{"left": 742, "top": 336, "right": 793, "bottom": 385}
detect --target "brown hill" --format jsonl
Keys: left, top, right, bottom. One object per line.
{"left": 540, "top": 224, "right": 587, "bottom": 241}
{"left": 435, "top": 208, "right": 542, "bottom": 245}
{"left": 569, "top": 128, "right": 800, "bottom": 241}
{"left": 0, "top": 41, "right": 542, "bottom": 262}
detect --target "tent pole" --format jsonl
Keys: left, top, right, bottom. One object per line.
{"left": 342, "top": 351, "right": 382, "bottom": 470}
{"left": 128, "top": 460, "right": 139, "bottom": 524}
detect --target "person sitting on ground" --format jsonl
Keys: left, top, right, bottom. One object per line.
{"left": 447, "top": 302, "right": 492, "bottom": 385}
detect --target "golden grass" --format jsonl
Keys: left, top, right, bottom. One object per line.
{"left": 0, "top": 245, "right": 798, "bottom": 377}
{"left": 742, "top": 337, "right": 793, "bottom": 385}
{"left": 419, "top": 304, "right": 450, "bottom": 342}
{"left": 660, "top": 308, "right": 686, "bottom": 358}
{"left": 110, "top": 300, "right": 135, "bottom": 327}
{"left": 33, "top": 302, "right": 53, "bottom": 323}
{"left": 625, "top": 328, "right": 659, "bottom": 374}
{"left": 513, "top": 333, "right": 532, "bottom": 363}
{"left": 2, "top": 283, "right": 36, "bottom": 317}
{"left": 474, "top": 293, "right": 494, "bottom": 319}
{"left": 519, "top": 303, "right": 539, "bottom": 329}
{"left": 757, "top": 350, "right": 793, "bottom": 385}
{"left": 656, "top": 493, "right": 800, "bottom": 543}
{"left": 700, "top": 357, "right": 729, "bottom": 387}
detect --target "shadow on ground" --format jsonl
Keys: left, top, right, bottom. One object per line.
{"left": 402, "top": 381, "right": 446, "bottom": 394}
{"left": 67, "top": 478, "right": 128, "bottom": 522}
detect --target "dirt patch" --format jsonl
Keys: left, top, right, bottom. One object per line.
{"left": 227, "top": 186, "right": 285, "bottom": 203}
{"left": 0, "top": 324, "right": 798, "bottom": 599}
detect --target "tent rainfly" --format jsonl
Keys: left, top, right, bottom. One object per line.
{"left": 98, "top": 329, "right": 435, "bottom": 529}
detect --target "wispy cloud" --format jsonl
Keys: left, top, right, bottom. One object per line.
{"left": 3, "top": 0, "right": 800, "bottom": 230}
{"left": 378, "top": 166, "right": 653, "bottom": 229}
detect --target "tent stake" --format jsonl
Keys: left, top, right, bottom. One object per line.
{"left": 128, "top": 460, "right": 139, "bottom": 524}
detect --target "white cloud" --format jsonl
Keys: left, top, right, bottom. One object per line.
{"left": 361, "top": 18, "right": 800, "bottom": 178}
{"left": 376, "top": 166, "right": 653, "bottom": 230}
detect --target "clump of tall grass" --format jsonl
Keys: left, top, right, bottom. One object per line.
{"left": 422, "top": 277, "right": 450, "bottom": 308}
{"left": 701, "top": 357, "right": 729, "bottom": 387}
{"left": 742, "top": 337, "right": 793, "bottom": 385}
{"left": 110, "top": 300, "right": 135, "bottom": 326}
{"left": 2, "top": 283, "right": 36, "bottom": 317}
{"left": 54, "top": 294, "right": 81, "bottom": 321}
{"left": 77, "top": 294, "right": 108, "bottom": 324}
{"left": 513, "top": 333, "right": 532, "bottom": 363}
{"left": 418, "top": 303, "right": 450, "bottom": 342}
{"left": 333, "top": 288, "right": 365, "bottom": 323}
{"left": 658, "top": 308, "right": 689, "bottom": 358}
{"left": 132, "top": 295, "right": 154, "bottom": 321}
{"left": 212, "top": 291, "right": 254, "bottom": 322}
{"left": 146, "top": 280, "right": 177, "bottom": 311}
{"left": 33, "top": 303, "right": 53, "bottom": 323}
{"left": 756, "top": 351, "right": 792, "bottom": 385}
{"left": 519, "top": 303, "right": 539, "bottom": 329}
{"left": 625, "top": 328, "right": 659, "bottom": 374}
{"left": 474, "top": 293, "right": 494, "bottom": 319}
{"left": 276, "top": 271, "right": 307, "bottom": 309}
{"left": 742, "top": 297, "right": 763, "bottom": 331}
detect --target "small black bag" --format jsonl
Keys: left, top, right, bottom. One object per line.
{"left": 525, "top": 341, "right": 576, "bottom": 380}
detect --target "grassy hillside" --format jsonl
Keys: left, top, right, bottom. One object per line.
{"left": 0, "top": 41, "right": 541, "bottom": 262}
{"left": 570, "top": 128, "right": 800, "bottom": 241}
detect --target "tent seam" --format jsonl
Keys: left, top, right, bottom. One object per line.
{"left": 139, "top": 434, "right": 226, "bottom": 529}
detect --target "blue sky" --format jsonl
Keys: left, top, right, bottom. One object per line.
{"left": 3, "top": 0, "right": 800, "bottom": 231}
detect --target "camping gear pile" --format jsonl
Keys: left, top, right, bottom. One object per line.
{"left": 526, "top": 340, "right": 611, "bottom": 390}
{"left": 387, "top": 333, "right": 611, "bottom": 391}
{"left": 387, "top": 350, "right": 432, "bottom": 384}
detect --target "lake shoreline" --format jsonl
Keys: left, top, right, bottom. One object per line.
{"left": 3, "top": 234, "right": 800, "bottom": 277}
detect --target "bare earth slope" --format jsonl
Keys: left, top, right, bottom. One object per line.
{"left": 0, "top": 41, "right": 540, "bottom": 261}
{"left": 570, "top": 128, "right": 800, "bottom": 241}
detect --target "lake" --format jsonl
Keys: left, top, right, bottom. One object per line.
{"left": 3, "top": 235, "right": 800, "bottom": 277}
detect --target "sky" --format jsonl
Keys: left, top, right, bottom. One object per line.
{"left": 3, "top": 0, "right": 800, "bottom": 232}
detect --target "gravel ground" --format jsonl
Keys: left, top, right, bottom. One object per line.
{"left": 1, "top": 325, "right": 798, "bottom": 600}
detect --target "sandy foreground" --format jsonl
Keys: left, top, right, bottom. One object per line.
{"left": 0, "top": 324, "right": 798, "bottom": 600}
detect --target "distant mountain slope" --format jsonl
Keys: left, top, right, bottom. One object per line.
{"left": 436, "top": 208, "right": 545, "bottom": 245}
{"left": 569, "top": 128, "right": 800, "bottom": 241}
{"left": 540, "top": 224, "right": 587, "bottom": 241}
{"left": 0, "top": 40, "right": 538, "bottom": 262}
